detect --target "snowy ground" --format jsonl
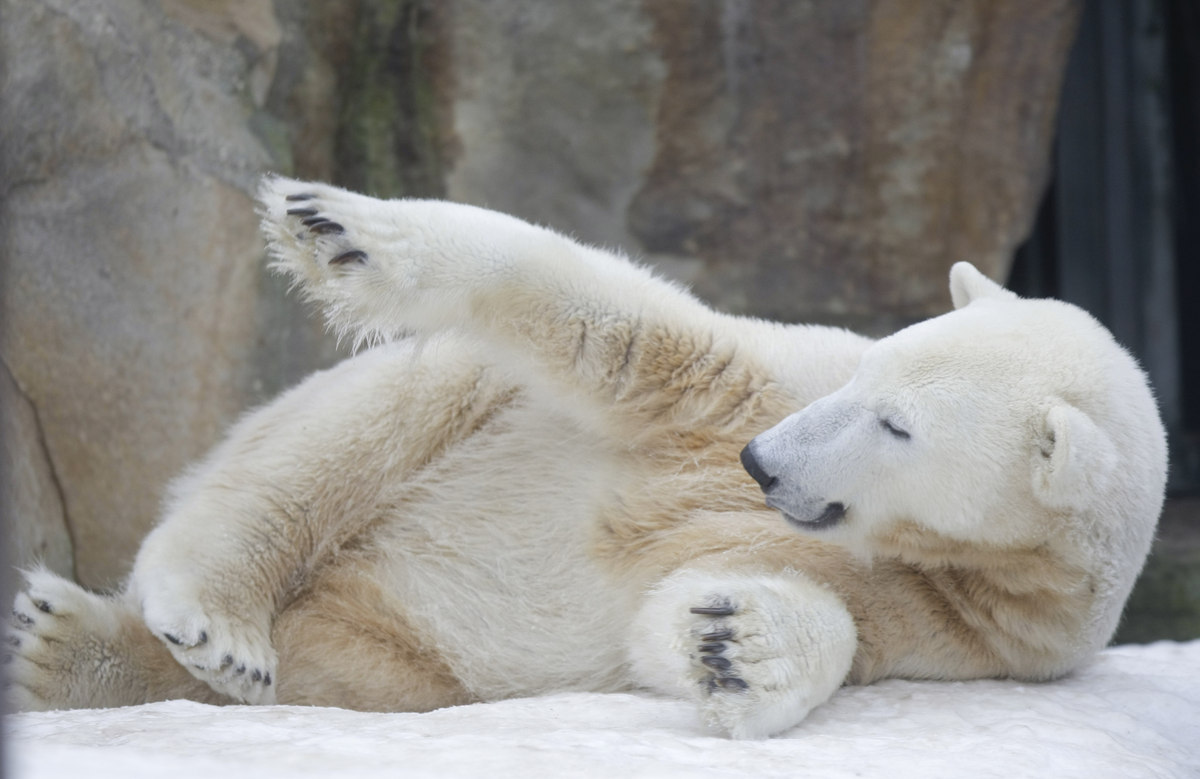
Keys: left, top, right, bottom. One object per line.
{"left": 6, "top": 641, "right": 1198, "bottom": 779}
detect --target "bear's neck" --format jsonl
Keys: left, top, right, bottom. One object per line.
{"left": 853, "top": 521, "right": 1098, "bottom": 683}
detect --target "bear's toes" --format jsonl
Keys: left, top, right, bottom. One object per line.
{"left": 691, "top": 611, "right": 750, "bottom": 697}
{"left": 141, "top": 601, "right": 278, "bottom": 705}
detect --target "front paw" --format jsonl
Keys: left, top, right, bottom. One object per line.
{"left": 685, "top": 589, "right": 829, "bottom": 739}
{"left": 630, "top": 570, "right": 857, "bottom": 739}
{"left": 139, "top": 585, "right": 277, "bottom": 704}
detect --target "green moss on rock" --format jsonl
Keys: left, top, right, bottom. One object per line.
{"left": 333, "top": 0, "right": 447, "bottom": 199}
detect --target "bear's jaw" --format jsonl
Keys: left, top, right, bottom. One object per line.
{"left": 777, "top": 501, "right": 847, "bottom": 531}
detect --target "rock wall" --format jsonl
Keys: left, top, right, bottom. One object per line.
{"left": 0, "top": 0, "right": 343, "bottom": 587}
{"left": 442, "top": 0, "right": 1080, "bottom": 329}
{"left": 0, "top": 0, "right": 1079, "bottom": 587}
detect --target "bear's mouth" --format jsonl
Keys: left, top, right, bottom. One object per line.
{"left": 781, "top": 502, "right": 847, "bottom": 531}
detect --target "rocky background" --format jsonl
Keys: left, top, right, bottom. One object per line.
{"left": 1, "top": 1, "right": 1079, "bottom": 591}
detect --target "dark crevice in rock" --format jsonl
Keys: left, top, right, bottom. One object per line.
{"left": 331, "top": 0, "right": 452, "bottom": 198}
{"left": 0, "top": 355, "right": 78, "bottom": 583}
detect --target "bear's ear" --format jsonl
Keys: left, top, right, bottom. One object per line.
{"left": 1031, "top": 403, "right": 1118, "bottom": 512}
{"left": 949, "top": 262, "right": 1018, "bottom": 310}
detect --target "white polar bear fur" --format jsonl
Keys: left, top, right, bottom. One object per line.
{"left": 6, "top": 177, "right": 1167, "bottom": 739}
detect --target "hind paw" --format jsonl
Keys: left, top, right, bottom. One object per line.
{"left": 5, "top": 570, "right": 135, "bottom": 710}
{"left": 257, "top": 175, "right": 540, "bottom": 345}
{"left": 138, "top": 584, "right": 277, "bottom": 705}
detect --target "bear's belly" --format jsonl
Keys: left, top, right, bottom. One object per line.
{"left": 367, "top": 399, "right": 637, "bottom": 699}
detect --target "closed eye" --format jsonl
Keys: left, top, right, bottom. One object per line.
{"left": 880, "top": 418, "right": 911, "bottom": 440}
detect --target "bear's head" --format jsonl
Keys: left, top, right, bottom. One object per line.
{"left": 742, "top": 263, "right": 1167, "bottom": 583}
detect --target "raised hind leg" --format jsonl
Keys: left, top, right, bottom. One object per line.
{"left": 258, "top": 176, "right": 802, "bottom": 439}
{"left": 125, "top": 338, "right": 514, "bottom": 706}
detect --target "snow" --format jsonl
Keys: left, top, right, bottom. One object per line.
{"left": 7, "top": 641, "right": 1199, "bottom": 779}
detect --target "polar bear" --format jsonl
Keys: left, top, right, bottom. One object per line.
{"left": 6, "top": 177, "right": 1167, "bottom": 739}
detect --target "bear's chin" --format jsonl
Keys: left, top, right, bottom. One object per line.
{"left": 780, "top": 502, "right": 847, "bottom": 531}
{"left": 776, "top": 506, "right": 879, "bottom": 565}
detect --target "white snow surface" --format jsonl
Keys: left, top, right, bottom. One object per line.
{"left": 7, "top": 641, "right": 1199, "bottom": 779}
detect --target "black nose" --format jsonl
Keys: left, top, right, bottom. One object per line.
{"left": 740, "top": 444, "right": 777, "bottom": 492}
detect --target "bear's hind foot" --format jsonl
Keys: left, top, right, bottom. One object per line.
{"left": 135, "top": 578, "right": 278, "bottom": 705}
{"left": 259, "top": 176, "right": 407, "bottom": 344}
{"left": 6, "top": 570, "right": 164, "bottom": 710}
{"left": 259, "top": 175, "right": 534, "bottom": 347}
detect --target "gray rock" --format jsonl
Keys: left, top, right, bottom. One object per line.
{"left": 444, "top": 0, "right": 662, "bottom": 250}
{"left": 440, "top": 0, "right": 1080, "bottom": 331}
{"left": 0, "top": 0, "right": 339, "bottom": 588}
{"left": 0, "top": 360, "right": 73, "bottom": 579}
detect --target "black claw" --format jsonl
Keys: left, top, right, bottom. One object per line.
{"left": 286, "top": 207, "right": 318, "bottom": 217}
{"left": 286, "top": 193, "right": 317, "bottom": 202}
{"left": 690, "top": 604, "right": 735, "bottom": 617}
{"left": 310, "top": 221, "right": 345, "bottom": 235}
{"left": 251, "top": 669, "right": 263, "bottom": 682}
{"left": 235, "top": 665, "right": 247, "bottom": 675}
{"left": 197, "top": 631, "right": 208, "bottom": 646}
{"left": 700, "top": 627, "right": 734, "bottom": 642}
{"left": 301, "top": 216, "right": 329, "bottom": 227}
{"left": 263, "top": 672, "right": 272, "bottom": 686}
{"left": 163, "top": 632, "right": 182, "bottom": 646}
{"left": 330, "top": 249, "right": 368, "bottom": 266}
{"left": 13, "top": 611, "right": 32, "bottom": 627}
{"left": 701, "top": 655, "right": 733, "bottom": 671}
{"left": 717, "top": 676, "right": 749, "bottom": 692}
{"left": 698, "top": 643, "right": 724, "bottom": 654}
{"left": 34, "top": 600, "right": 52, "bottom": 614}
{"left": 221, "top": 654, "right": 234, "bottom": 669}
